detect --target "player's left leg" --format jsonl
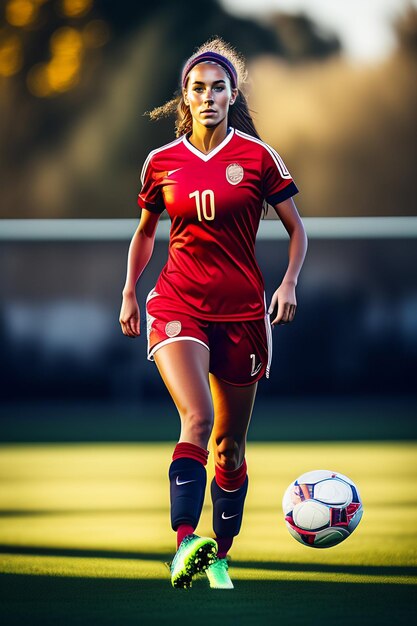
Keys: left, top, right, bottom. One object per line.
{"left": 205, "top": 316, "right": 270, "bottom": 588}
{"left": 206, "top": 375, "right": 257, "bottom": 589}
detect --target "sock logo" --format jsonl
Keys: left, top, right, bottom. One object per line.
{"left": 221, "top": 512, "right": 240, "bottom": 520}
{"left": 176, "top": 476, "right": 197, "bottom": 486}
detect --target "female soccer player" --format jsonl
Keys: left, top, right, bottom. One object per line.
{"left": 119, "top": 38, "right": 308, "bottom": 589}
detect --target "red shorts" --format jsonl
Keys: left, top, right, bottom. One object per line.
{"left": 146, "top": 289, "right": 272, "bottom": 386}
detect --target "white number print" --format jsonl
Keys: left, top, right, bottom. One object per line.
{"left": 250, "top": 353, "right": 262, "bottom": 377}
{"left": 189, "top": 189, "right": 216, "bottom": 222}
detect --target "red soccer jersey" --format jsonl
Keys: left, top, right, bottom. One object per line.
{"left": 137, "top": 127, "right": 298, "bottom": 321}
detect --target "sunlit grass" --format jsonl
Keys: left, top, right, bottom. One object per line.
{"left": 0, "top": 443, "right": 416, "bottom": 586}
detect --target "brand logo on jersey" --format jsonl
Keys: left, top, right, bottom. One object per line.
{"left": 226, "top": 163, "right": 244, "bottom": 185}
{"left": 165, "top": 321, "right": 182, "bottom": 337}
{"left": 167, "top": 168, "right": 182, "bottom": 177}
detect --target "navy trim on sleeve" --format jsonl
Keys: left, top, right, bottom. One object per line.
{"left": 141, "top": 203, "right": 165, "bottom": 214}
{"left": 266, "top": 181, "right": 299, "bottom": 206}
{"left": 137, "top": 196, "right": 166, "bottom": 214}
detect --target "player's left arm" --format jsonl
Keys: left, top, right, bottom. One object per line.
{"left": 268, "top": 197, "right": 308, "bottom": 325}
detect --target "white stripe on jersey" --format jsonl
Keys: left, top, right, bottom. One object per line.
{"left": 235, "top": 129, "right": 292, "bottom": 180}
{"left": 140, "top": 136, "right": 184, "bottom": 184}
{"left": 265, "top": 311, "right": 273, "bottom": 379}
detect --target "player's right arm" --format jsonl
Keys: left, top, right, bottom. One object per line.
{"left": 119, "top": 209, "right": 160, "bottom": 338}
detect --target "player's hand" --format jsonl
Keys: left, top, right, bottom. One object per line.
{"left": 268, "top": 281, "right": 297, "bottom": 326}
{"left": 119, "top": 292, "right": 141, "bottom": 338}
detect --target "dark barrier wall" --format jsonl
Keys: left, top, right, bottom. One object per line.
{"left": 1, "top": 236, "right": 416, "bottom": 403}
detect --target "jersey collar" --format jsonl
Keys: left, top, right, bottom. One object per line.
{"left": 182, "top": 127, "right": 234, "bottom": 161}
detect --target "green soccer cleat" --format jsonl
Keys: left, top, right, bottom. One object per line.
{"left": 170, "top": 534, "right": 218, "bottom": 589}
{"left": 205, "top": 557, "right": 234, "bottom": 589}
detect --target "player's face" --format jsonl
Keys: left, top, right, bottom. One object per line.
{"left": 184, "top": 63, "right": 237, "bottom": 129}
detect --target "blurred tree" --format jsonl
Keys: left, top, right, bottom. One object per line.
{"left": 394, "top": 2, "right": 417, "bottom": 55}
{"left": 0, "top": 0, "right": 288, "bottom": 217}
{"left": 268, "top": 12, "right": 341, "bottom": 62}
{"left": 249, "top": 5, "right": 417, "bottom": 218}
{"left": 4, "top": 1, "right": 414, "bottom": 220}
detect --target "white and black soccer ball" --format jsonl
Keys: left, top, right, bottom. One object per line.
{"left": 282, "top": 470, "right": 363, "bottom": 548}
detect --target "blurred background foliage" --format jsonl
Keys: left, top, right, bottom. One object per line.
{"left": 1, "top": 0, "right": 416, "bottom": 218}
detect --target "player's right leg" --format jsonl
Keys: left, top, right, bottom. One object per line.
{"left": 153, "top": 339, "right": 217, "bottom": 588}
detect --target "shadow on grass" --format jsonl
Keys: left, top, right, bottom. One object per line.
{"left": 230, "top": 558, "right": 417, "bottom": 578}
{"left": 0, "top": 507, "right": 170, "bottom": 517}
{"left": 0, "top": 544, "right": 172, "bottom": 564}
{"left": 1, "top": 544, "right": 416, "bottom": 578}
{"left": 0, "top": 572, "right": 415, "bottom": 626}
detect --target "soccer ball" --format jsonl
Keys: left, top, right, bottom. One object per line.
{"left": 282, "top": 469, "right": 363, "bottom": 548}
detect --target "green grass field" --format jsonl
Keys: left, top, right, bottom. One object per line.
{"left": 1, "top": 442, "right": 416, "bottom": 625}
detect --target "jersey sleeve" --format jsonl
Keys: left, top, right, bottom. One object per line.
{"left": 261, "top": 145, "right": 299, "bottom": 206}
{"left": 137, "top": 155, "right": 166, "bottom": 214}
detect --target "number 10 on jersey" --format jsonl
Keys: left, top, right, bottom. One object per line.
{"left": 189, "top": 190, "right": 216, "bottom": 222}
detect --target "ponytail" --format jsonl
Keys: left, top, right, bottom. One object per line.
{"left": 228, "top": 90, "right": 261, "bottom": 139}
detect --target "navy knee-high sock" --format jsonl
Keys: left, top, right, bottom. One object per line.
{"left": 211, "top": 460, "right": 248, "bottom": 558}
{"left": 169, "top": 442, "right": 208, "bottom": 548}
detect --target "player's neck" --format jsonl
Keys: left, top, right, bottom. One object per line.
{"left": 188, "top": 122, "right": 229, "bottom": 155}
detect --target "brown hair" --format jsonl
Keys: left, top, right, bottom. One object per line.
{"left": 147, "top": 37, "right": 261, "bottom": 140}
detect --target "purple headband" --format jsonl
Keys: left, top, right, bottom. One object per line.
{"left": 181, "top": 51, "right": 238, "bottom": 89}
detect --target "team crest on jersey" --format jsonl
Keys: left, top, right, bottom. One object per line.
{"left": 165, "top": 321, "right": 182, "bottom": 337}
{"left": 226, "top": 163, "right": 244, "bottom": 185}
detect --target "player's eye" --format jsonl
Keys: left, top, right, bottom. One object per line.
{"left": 193, "top": 87, "right": 204, "bottom": 92}
{"left": 214, "top": 85, "right": 225, "bottom": 91}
